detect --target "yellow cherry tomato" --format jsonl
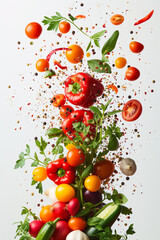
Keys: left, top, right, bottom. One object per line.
{"left": 115, "top": 57, "right": 127, "bottom": 69}
{"left": 56, "top": 184, "right": 75, "bottom": 202}
{"left": 84, "top": 175, "right": 101, "bottom": 192}
{"left": 65, "top": 143, "right": 76, "bottom": 150}
{"left": 32, "top": 167, "right": 47, "bottom": 182}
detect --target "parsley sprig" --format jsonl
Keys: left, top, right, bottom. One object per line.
{"left": 42, "top": 12, "right": 106, "bottom": 51}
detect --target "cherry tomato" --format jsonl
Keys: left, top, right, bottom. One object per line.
{"left": 40, "top": 205, "right": 57, "bottom": 223}
{"left": 55, "top": 184, "right": 75, "bottom": 202}
{"left": 32, "top": 167, "right": 47, "bottom": 182}
{"left": 25, "top": 22, "right": 42, "bottom": 39}
{"left": 110, "top": 14, "right": 124, "bottom": 25}
{"left": 66, "top": 45, "right": 84, "bottom": 64}
{"left": 129, "top": 41, "right": 144, "bottom": 53}
{"left": 122, "top": 99, "right": 142, "bottom": 121}
{"left": 84, "top": 175, "right": 101, "bottom": 192}
{"left": 67, "top": 148, "right": 85, "bottom": 167}
{"left": 52, "top": 201, "right": 70, "bottom": 220}
{"left": 60, "top": 105, "right": 74, "bottom": 119}
{"left": 51, "top": 221, "right": 71, "bottom": 240}
{"left": 51, "top": 94, "right": 66, "bottom": 108}
{"left": 125, "top": 67, "right": 140, "bottom": 81}
{"left": 59, "top": 21, "right": 71, "bottom": 34}
{"left": 36, "top": 59, "right": 49, "bottom": 72}
{"left": 93, "top": 160, "right": 115, "bottom": 180}
{"left": 115, "top": 57, "right": 127, "bottom": 69}
{"left": 68, "top": 217, "right": 87, "bottom": 231}
{"left": 29, "top": 220, "right": 44, "bottom": 238}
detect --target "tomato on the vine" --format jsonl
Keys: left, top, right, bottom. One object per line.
{"left": 93, "top": 160, "right": 115, "bottom": 180}
{"left": 122, "top": 99, "right": 142, "bottom": 121}
{"left": 51, "top": 94, "right": 66, "bottom": 108}
{"left": 129, "top": 41, "right": 144, "bottom": 53}
{"left": 59, "top": 21, "right": 71, "bottom": 34}
{"left": 115, "top": 57, "right": 127, "bottom": 69}
{"left": 25, "top": 22, "right": 42, "bottom": 39}
{"left": 125, "top": 67, "right": 140, "bottom": 81}
{"left": 32, "top": 167, "right": 47, "bottom": 182}
{"left": 68, "top": 217, "right": 87, "bottom": 231}
{"left": 40, "top": 205, "right": 57, "bottom": 223}
{"left": 60, "top": 105, "right": 74, "bottom": 119}
{"left": 67, "top": 148, "right": 85, "bottom": 167}
{"left": 36, "top": 59, "right": 49, "bottom": 72}
{"left": 110, "top": 14, "right": 124, "bottom": 25}
{"left": 84, "top": 175, "right": 101, "bottom": 192}
{"left": 66, "top": 45, "right": 84, "bottom": 64}
{"left": 55, "top": 184, "right": 75, "bottom": 202}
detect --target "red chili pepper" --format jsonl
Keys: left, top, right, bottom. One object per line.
{"left": 46, "top": 48, "right": 71, "bottom": 62}
{"left": 53, "top": 59, "right": 67, "bottom": 70}
{"left": 134, "top": 10, "right": 154, "bottom": 26}
{"left": 65, "top": 72, "right": 104, "bottom": 108}
{"left": 46, "top": 158, "right": 75, "bottom": 185}
{"left": 75, "top": 15, "right": 86, "bottom": 19}
{"left": 62, "top": 109, "right": 96, "bottom": 140}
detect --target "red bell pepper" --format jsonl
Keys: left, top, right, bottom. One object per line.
{"left": 64, "top": 72, "right": 104, "bottom": 108}
{"left": 46, "top": 158, "right": 75, "bottom": 185}
{"left": 62, "top": 109, "right": 96, "bottom": 140}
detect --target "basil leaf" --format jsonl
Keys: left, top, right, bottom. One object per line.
{"left": 94, "top": 39, "right": 100, "bottom": 47}
{"left": 89, "top": 106, "right": 102, "bottom": 117}
{"left": 91, "top": 30, "right": 106, "bottom": 39}
{"left": 101, "top": 30, "right": 119, "bottom": 55}
{"left": 86, "top": 41, "right": 92, "bottom": 51}
{"left": 88, "top": 59, "right": 111, "bottom": 73}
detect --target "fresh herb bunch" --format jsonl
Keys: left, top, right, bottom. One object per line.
{"left": 42, "top": 12, "right": 106, "bottom": 51}
{"left": 14, "top": 207, "right": 39, "bottom": 240}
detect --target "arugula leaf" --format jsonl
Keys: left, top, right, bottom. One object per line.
{"left": 101, "top": 30, "right": 119, "bottom": 55}
{"left": 126, "top": 224, "right": 135, "bottom": 235}
{"left": 68, "top": 82, "right": 80, "bottom": 94}
{"left": 88, "top": 59, "right": 111, "bottom": 73}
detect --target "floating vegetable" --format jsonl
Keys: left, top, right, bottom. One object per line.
{"left": 129, "top": 41, "right": 144, "bottom": 53}
{"left": 125, "top": 67, "right": 140, "bottom": 81}
{"left": 59, "top": 21, "right": 71, "bottom": 33}
{"left": 53, "top": 59, "right": 67, "bottom": 70}
{"left": 66, "top": 230, "right": 90, "bottom": 240}
{"left": 122, "top": 99, "right": 142, "bottom": 121}
{"left": 36, "top": 59, "right": 49, "bottom": 72}
{"left": 115, "top": 57, "right": 127, "bottom": 69}
{"left": 120, "top": 158, "right": 137, "bottom": 176}
{"left": 134, "top": 10, "right": 154, "bottom": 26}
{"left": 25, "top": 22, "right": 42, "bottom": 39}
{"left": 66, "top": 45, "right": 84, "bottom": 64}
{"left": 107, "top": 84, "right": 118, "bottom": 94}
{"left": 110, "top": 14, "right": 124, "bottom": 25}
{"left": 44, "top": 69, "right": 56, "bottom": 78}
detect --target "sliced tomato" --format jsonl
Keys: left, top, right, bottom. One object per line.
{"left": 122, "top": 100, "right": 142, "bottom": 121}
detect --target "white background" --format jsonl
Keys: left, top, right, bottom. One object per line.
{"left": 1, "top": 0, "right": 160, "bottom": 239}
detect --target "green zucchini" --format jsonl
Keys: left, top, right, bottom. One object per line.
{"left": 36, "top": 218, "right": 59, "bottom": 240}
{"left": 85, "top": 203, "right": 121, "bottom": 238}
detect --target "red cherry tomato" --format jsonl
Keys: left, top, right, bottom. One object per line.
{"left": 125, "top": 67, "right": 140, "bottom": 81}
{"left": 68, "top": 198, "right": 80, "bottom": 216}
{"left": 51, "top": 221, "right": 71, "bottom": 240}
{"left": 60, "top": 105, "right": 74, "bottom": 119}
{"left": 129, "top": 41, "right": 144, "bottom": 53}
{"left": 25, "top": 22, "right": 42, "bottom": 39}
{"left": 67, "top": 148, "right": 85, "bottom": 167}
{"left": 122, "top": 99, "right": 142, "bottom": 121}
{"left": 52, "top": 201, "right": 70, "bottom": 220}
{"left": 29, "top": 220, "right": 44, "bottom": 238}
{"left": 59, "top": 21, "right": 71, "bottom": 34}
{"left": 51, "top": 94, "right": 66, "bottom": 108}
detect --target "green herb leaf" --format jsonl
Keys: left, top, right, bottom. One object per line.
{"left": 102, "top": 55, "right": 109, "bottom": 62}
{"left": 94, "top": 38, "right": 100, "bottom": 47}
{"left": 121, "top": 206, "right": 132, "bottom": 215}
{"left": 87, "top": 217, "right": 104, "bottom": 227}
{"left": 88, "top": 59, "right": 111, "bottom": 73}
{"left": 14, "top": 152, "right": 26, "bottom": 169}
{"left": 97, "top": 149, "right": 109, "bottom": 159}
{"left": 52, "top": 145, "right": 63, "bottom": 155}
{"left": 68, "top": 82, "right": 80, "bottom": 94}
{"left": 101, "top": 30, "right": 119, "bottom": 55}
{"left": 45, "top": 128, "right": 63, "bottom": 137}
{"left": 75, "top": 208, "right": 91, "bottom": 217}
{"left": 69, "top": 14, "right": 77, "bottom": 21}
{"left": 36, "top": 182, "right": 43, "bottom": 194}
{"left": 104, "top": 99, "right": 112, "bottom": 111}
{"left": 126, "top": 224, "right": 135, "bottom": 235}
{"left": 108, "top": 134, "right": 119, "bottom": 151}
{"left": 81, "top": 165, "right": 93, "bottom": 180}
{"left": 91, "top": 30, "right": 106, "bottom": 39}
{"left": 107, "top": 110, "right": 122, "bottom": 116}
{"left": 86, "top": 41, "right": 92, "bottom": 51}
{"left": 31, "top": 179, "right": 37, "bottom": 186}
{"left": 25, "top": 145, "right": 30, "bottom": 155}
{"left": 89, "top": 106, "right": 102, "bottom": 117}
{"left": 112, "top": 189, "right": 128, "bottom": 204}
{"left": 44, "top": 69, "right": 56, "bottom": 78}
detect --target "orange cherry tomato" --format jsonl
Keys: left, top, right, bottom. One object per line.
{"left": 60, "top": 105, "right": 74, "bottom": 119}
{"left": 36, "top": 59, "right": 49, "bottom": 72}
{"left": 55, "top": 184, "right": 75, "bottom": 202}
{"left": 68, "top": 217, "right": 87, "bottom": 231}
{"left": 25, "top": 22, "right": 42, "bottom": 39}
{"left": 115, "top": 57, "right": 127, "bottom": 69}
{"left": 67, "top": 148, "right": 85, "bottom": 167}
{"left": 40, "top": 205, "right": 57, "bottom": 223}
{"left": 59, "top": 21, "right": 71, "bottom": 34}
{"left": 66, "top": 45, "right": 84, "bottom": 64}
{"left": 84, "top": 175, "right": 101, "bottom": 192}
{"left": 51, "top": 94, "right": 66, "bottom": 108}
{"left": 32, "top": 167, "right": 47, "bottom": 182}
{"left": 110, "top": 14, "right": 124, "bottom": 25}
{"left": 129, "top": 41, "right": 144, "bottom": 53}
{"left": 93, "top": 160, "right": 115, "bottom": 180}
